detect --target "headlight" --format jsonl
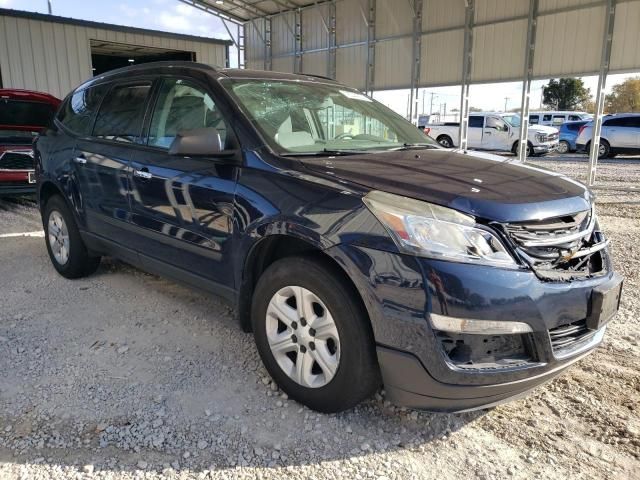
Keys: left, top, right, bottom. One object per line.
{"left": 363, "top": 191, "right": 516, "bottom": 267}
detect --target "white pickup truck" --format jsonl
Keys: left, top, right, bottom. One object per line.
{"left": 425, "top": 112, "right": 559, "bottom": 156}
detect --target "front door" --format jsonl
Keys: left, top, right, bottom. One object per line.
{"left": 481, "top": 116, "right": 510, "bottom": 150}
{"left": 128, "top": 78, "right": 238, "bottom": 288}
{"left": 73, "top": 81, "right": 152, "bottom": 246}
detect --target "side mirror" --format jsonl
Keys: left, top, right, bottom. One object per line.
{"left": 169, "top": 127, "right": 225, "bottom": 156}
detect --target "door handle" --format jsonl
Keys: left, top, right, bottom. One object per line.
{"left": 484, "top": 131, "right": 492, "bottom": 135}
{"left": 74, "top": 156, "right": 87, "bottom": 164}
{"left": 133, "top": 168, "right": 152, "bottom": 180}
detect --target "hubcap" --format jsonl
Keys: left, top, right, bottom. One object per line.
{"left": 558, "top": 142, "right": 569, "bottom": 153}
{"left": 48, "top": 210, "right": 70, "bottom": 265}
{"left": 599, "top": 144, "right": 606, "bottom": 156}
{"left": 266, "top": 286, "right": 340, "bottom": 388}
{"left": 439, "top": 138, "right": 451, "bottom": 148}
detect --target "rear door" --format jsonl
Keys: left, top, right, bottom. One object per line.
{"left": 604, "top": 117, "right": 635, "bottom": 148}
{"left": 467, "top": 115, "right": 484, "bottom": 147}
{"left": 74, "top": 81, "right": 152, "bottom": 247}
{"left": 127, "top": 77, "right": 238, "bottom": 288}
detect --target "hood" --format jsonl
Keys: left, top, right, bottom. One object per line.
{"left": 528, "top": 124, "right": 558, "bottom": 134}
{"left": 299, "top": 149, "right": 591, "bottom": 222}
{"left": 451, "top": 148, "right": 517, "bottom": 163}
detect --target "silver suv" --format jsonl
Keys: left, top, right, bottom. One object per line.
{"left": 575, "top": 113, "right": 640, "bottom": 158}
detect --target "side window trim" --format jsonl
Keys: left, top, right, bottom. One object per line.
{"left": 54, "top": 82, "right": 111, "bottom": 139}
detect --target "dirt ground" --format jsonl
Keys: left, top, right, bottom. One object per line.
{"left": 0, "top": 154, "right": 638, "bottom": 479}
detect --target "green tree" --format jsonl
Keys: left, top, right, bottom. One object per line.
{"left": 542, "top": 78, "right": 592, "bottom": 110}
{"left": 605, "top": 77, "right": 640, "bottom": 113}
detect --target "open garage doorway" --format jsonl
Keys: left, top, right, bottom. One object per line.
{"left": 90, "top": 40, "right": 196, "bottom": 75}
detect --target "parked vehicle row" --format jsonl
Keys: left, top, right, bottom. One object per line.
{"left": 35, "top": 62, "right": 621, "bottom": 413}
{"left": 425, "top": 112, "right": 559, "bottom": 156}
{"left": 424, "top": 111, "right": 640, "bottom": 159}
{"left": 0, "top": 89, "right": 60, "bottom": 196}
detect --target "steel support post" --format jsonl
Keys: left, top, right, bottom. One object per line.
{"left": 238, "top": 23, "right": 245, "bottom": 68}
{"left": 294, "top": 8, "right": 303, "bottom": 73}
{"left": 409, "top": 0, "right": 424, "bottom": 124}
{"left": 517, "top": 0, "right": 539, "bottom": 162}
{"left": 458, "top": 0, "right": 474, "bottom": 152}
{"left": 364, "top": 0, "right": 376, "bottom": 96}
{"left": 327, "top": 1, "right": 337, "bottom": 79}
{"left": 588, "top": 0, "right": 616, "bottom": 186}
{"left": 264, "top": 17, "right": 272, "bottom": 70}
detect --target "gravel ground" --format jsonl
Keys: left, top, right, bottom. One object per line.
{"left": 0, "top": 155, "right": 639, "bottom": 479}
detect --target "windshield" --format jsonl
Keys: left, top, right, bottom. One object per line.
{"left": 221, "top": 79, "right": 435, "bottom": 154}
{"left": 501, "top": 114, "right": 521, "bottom": 127}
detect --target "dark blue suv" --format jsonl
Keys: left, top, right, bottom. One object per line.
{"left": 35, "top": 62, "right": 622, "bottom": 413}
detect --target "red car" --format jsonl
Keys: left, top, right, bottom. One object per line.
{"left": 1, "top": 89, "right": 60, "bottom": 196}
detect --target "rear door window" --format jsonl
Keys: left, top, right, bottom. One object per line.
{"left": 604, "top": 117, "right": 631, "bottom": 127}
{"left": 93, "top": 83, "right": 152, "bottom": 142}
{"left": 543, "top": 114, "right": 552, "bottom": 122}
{"left": 469, "top": 116, "right": 483, "bottom": 128}
{"left": 58, "top": 84, "right": 109, "bottom": 135}
{"left": 552, "top": 115, "right": 565, "bottom": 125}
{"left": 529, "top": 114, "right": 539, "bottom": 124}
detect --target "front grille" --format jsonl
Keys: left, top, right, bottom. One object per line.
{"left": 501, "top": 208, "right": 607, "bottom": 281}
{"left": 0, "top": 151, "right": 34, "bottom": 170}
{"left": 549, "top": 320, "right": 596, "bottom": 355}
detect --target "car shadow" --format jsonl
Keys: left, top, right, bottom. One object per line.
{"left": 0, "top": 257, "right": 488, "bottom": 476}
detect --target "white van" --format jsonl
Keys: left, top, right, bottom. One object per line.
{"left": 529, "top": 111, "right": 592, "bottom": 127}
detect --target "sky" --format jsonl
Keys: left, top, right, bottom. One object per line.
{"left": 1, "top": 0, "right": 637, "bottom": 117}
{"left": 0, "top": 0, "right": 232, "bottom": 41}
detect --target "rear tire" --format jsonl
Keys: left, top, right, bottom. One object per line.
{"left": 587, "top": 140, "right": 610, "bottom": 159}
{"left": 557, "top": 140, "right": 570, "bottom": 154}
{"left": 43, "top": 195, "right": 100, "bottom": 279}
{"left": 251, "top": 255, "right": 380, "bottom": 413}
{"left": 436, "top": 135, "right": 453, "bottom": 148}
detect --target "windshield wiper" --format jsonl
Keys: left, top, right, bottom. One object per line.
{"left": 280, "top": 148, "right": 365, "bottom": 157}
{"left": 385, "top": 143, "right": 440, "bottom": 151}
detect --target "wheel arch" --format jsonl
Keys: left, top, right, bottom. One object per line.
{"left": 38, "top": 180, "right": 65, "bottom": 212}
{"left": 236, "top": 233, "right": 370, "bottom": 335}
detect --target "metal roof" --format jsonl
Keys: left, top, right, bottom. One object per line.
{"left": 0, "top": 7, "right": 232, "bottom": 45}
{"left": 189, "top": 0, "right": 330, "bottom": 22}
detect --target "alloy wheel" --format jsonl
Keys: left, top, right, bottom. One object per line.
{"left": 48, "top": 210, "right": 70, "bottom": 265}
{"left": 265, "top": 286, "right": 341, "bottom": 388}
{"left": 557, "top": 141, "right": 569, "bottom": 154}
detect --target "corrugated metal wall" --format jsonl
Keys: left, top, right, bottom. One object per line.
{"left": 0, "top": 14, "right": 227, "bottom": 99}
{"left": 244, "top": 0, "right": 640, "bottom": 91}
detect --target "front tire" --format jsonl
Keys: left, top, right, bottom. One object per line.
{"left": 251, "top": 256, "right": 379, "bottom": 413}
{"left": 511, "top": 140, "right": 533, "bottom": 157}
{"left": 43, "top": 195, "right": 100, "bottom": 279}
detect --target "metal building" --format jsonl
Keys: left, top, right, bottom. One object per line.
{"left": 0, "top": 8, "right": 230, "bottom": 99}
